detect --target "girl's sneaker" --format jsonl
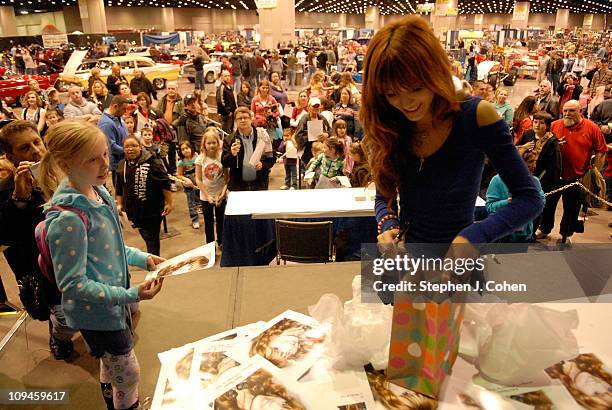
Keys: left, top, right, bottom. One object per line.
{"left": 280, "top": 185, "right": 289, "bottom": 190}
{"left": 192, "top": 222, "right": 200, "bottom": 229}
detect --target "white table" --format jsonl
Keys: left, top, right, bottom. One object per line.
{"left": 225, "top": 188, "right": 376, "bottom": 219}
{"left": 225, "top": 188, "right": 486, "bottom": 219}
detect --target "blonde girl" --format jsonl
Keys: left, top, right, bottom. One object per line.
{"left": 39, "top": 120, "right": 164, "bottom": 410}
{"left": 195, "top": 127, "right": 228, "bottom": 247}
{"left": 21, "top": 90, "right": 46, "bottom": 132}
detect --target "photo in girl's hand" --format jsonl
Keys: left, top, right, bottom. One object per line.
{"left": 146, "top": 242, "right": 216, "bottom": 279}
{"left": 545, "top": 353, "right": 612, "bottom": 410}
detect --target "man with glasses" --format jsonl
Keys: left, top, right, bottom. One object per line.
{"left": 221, "top": 107, "right": 274, "bottom": 191}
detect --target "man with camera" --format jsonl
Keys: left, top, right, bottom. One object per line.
{"left": 0, "top": 120, "right": 76, "bottom": 359}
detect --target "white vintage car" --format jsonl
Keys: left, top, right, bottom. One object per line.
{"left": 58, "top": 50, "right": 180, "bottom": 92}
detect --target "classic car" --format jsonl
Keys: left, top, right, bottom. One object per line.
{"left": 0, "top": 60, "right": 62, "bottom": 106}
{"left": 58, "top": 53, "right": 180, "bottom": 91}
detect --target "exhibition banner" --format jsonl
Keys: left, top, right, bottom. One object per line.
{"left": 42, "top": 34, "right": 68, "bottom": 49}
{"left": 513, "top": 2, "right": 530, "bottom": 21}
{"left": 255, "top": 0, "right": 277, "bottom": 9}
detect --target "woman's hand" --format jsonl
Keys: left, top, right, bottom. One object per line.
{"left": 138, "top": 277, "right": 164, "bottom": 300}
{"left": 377, "top": 228, "right": 399, "bottom": 246}
{"left": 146, "top": 255, "right": 166, "bottom": 271}
{"left": 521, "top": 141, "right": 535, "bottom": 151}
{"left": 447, "top": 235, "right": 479, "bottom": 261}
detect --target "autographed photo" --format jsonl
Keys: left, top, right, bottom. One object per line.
{"left": 545, "top": 353, "right": 612, "bottom": 410}
{"left": 228, "top": 310, "right": 330, "bottom": 381}
{"left": 147, "top": 242, "right": 216, "bottom": 279}
{"left": 212, "top": 357, "right": 310, "bottom": 410}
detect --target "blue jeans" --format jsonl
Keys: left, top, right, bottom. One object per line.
{"left": 549, "top": 72, "right": 560, "bottom": 95}
{"left": 286, "top": 70, "right": 296, "bottom": 88}
{"left": 185, "top": 188, "right": 199, "bottom": 223}
{"left": 50, "top": 304, "right": 77, "bottom": 344}
{"left": 256, "top": 68, "right": 265, "bottom": 84}
{"left": 284, "top": 163, "right": 297, "bottom": 188}
{"left": 233, "top": 76, "right": 241, "bottom": 95}
{"left": 195, "top": 70, "right": 204, "bottom": 90}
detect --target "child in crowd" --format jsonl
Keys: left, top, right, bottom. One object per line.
{"left": 332, "top": 119, "right": 353, "bottom": 175}
{"left": 124, "top": 115, "right": 139, "bottom": 140}
{"left": 320, "top": 97, "right": 335, "bottom": 127}
{"left": 42, "top": 108, "right": 63, "bottom": 139}
{"left": 38, "top": 120, "right": 164, "bottom": 410}
{"left": 347, "top": 142, "right": 371, "bottom": 188}
{"left": 306, "top": 137, "right": 345, "bottom": 189}
{"left": 486, "top": 150, "right": 545, "bottom": 243}
{"left": 177, "top": 141, "right": 200, "bottom": 229}
{"left": 195, "top": 127, "right": 228, "bottom": 247}
{"left": 139, "top": 126, "right": 160, "bottom": 157}
{"left": 116, "top": 136, "right": 174, "bottom": 256}
{"left": 304, "top": 141, "right": 324, "bottom": 187}
{"left": 278, "top": 132, "right": 298, "bottom": 190}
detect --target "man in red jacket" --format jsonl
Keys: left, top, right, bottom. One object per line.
{"left": 537, "top": 100, "right": 607, "bottom": 244}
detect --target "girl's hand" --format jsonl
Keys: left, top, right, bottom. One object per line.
{"left": 207, "top": 195, "right": 215, "bottom": 204}
{"left": 146, "top": 255, "right": 166, "bottom": 270}
{"left": 138, "top": 277, "right": 164, "bottom": 300}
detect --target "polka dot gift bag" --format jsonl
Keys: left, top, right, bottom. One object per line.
{"left": 386, "top": 293, "right": 465, "bottom": 398}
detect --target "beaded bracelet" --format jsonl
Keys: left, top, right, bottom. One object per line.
{"left": 377, "top": 213, "right": 398, "bottom": 235}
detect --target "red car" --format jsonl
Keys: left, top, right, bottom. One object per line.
{"left": 0, "top": 60, "right": 62, "bottom": 106}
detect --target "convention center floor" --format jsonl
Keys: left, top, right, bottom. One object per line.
{"left": 0, "top": 78, "right": 611, "bottom": 409}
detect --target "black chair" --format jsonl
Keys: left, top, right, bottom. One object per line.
{"left": 275, "top": 220, "right": 334, "bottom": 264}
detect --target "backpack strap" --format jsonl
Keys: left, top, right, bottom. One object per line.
{"left": 46, "top": 205, "right": 89, "bottom": 231}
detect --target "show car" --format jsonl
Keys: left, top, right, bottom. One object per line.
{"left": 58, "top": 52, "right": 180, "bottom": 91}
{"left": 0, "top": 60, "right": 62, "bottom": 106}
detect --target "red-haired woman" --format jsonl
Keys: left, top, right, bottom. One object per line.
{"left": 362, "top": 17, "right": 543, "bottom": 274}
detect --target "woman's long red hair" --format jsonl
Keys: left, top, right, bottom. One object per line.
{"left": 361, "top": 16, "right": 460, "bottom": 202}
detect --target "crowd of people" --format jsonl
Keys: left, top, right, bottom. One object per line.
{"left": 0, "top": 18, "right": 611, "bottom": 410}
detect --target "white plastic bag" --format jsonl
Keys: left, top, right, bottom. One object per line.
{"left": 308, "top": 275, "right": 393, "bottom": 370}
{"left": 461, "top": 303, "right": 579, "bottom": 385}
